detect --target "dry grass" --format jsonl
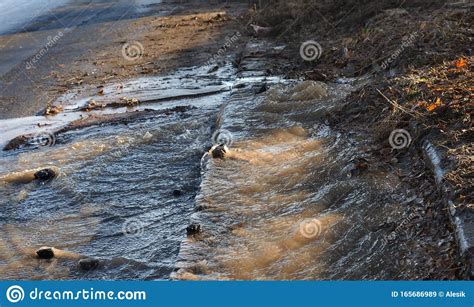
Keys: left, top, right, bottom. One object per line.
{"left": 254, "top": 0, "right": 472, "bottom": 207}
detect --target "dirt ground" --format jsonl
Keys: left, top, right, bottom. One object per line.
{"left": 247, "top": 0, "right": 473, "bottom": 279}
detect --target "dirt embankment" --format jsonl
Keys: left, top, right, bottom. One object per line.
{"left": 249, "top": 0, "right": 473, "bottom": 279}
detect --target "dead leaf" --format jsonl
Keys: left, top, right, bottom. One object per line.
{"left": 426, "top": 97, "right": 442, "bottom": 112}
{"left": 455, "top": 58, "right": 466, "bottom": 68}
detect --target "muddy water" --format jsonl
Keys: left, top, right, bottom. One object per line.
{"left": 174, "top": 77, "right": 425, "bottom": 280}
{"left": 0, "top": 41, "right": 425, "bottom": 280}
{"left": 0, "top": 63, "right": 235, "bottom": 280}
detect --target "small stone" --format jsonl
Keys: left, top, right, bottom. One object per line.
{"left": 173, "top": 189, "right": 182, "bottom": 197}
{"left": 211, "top": 144, "right": 227, "bottom": 159}
{"left": 34, "top": 168, "right": 57, "bottom": 181}
{"left": 79, "top": 258, "right": 100, "bottom": 271}
{"left": 186, "top": 224, "right": 202, "bottom": 236}
{"left": 36, "top": 247, "right": 55, "bottom": 259}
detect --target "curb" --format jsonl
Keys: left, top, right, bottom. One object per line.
{"left": 422, "top": 140, "right": 473, "bottom": 278}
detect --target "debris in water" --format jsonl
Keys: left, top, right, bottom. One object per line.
{"left": 43, "top": 105, "right": 63, "bottom": 116}
{"left": 36, "top": 247, "right": 84, "bottom": 260}
{"left": 207, "top": 65, "right": 219, "bottom": 73}
{"left": 120, "top": 96, "right": 140, "bottom": 106}
{"left": 173, "top": 189, "right": 182, "bottom": 197}
{"left": 256, "top": 83, "right": 268, "bottom": 94}
{"left": 82, "top": 99, "right": 105, "bottom": 112}
{"left": 36, "top": 247, "right": 55, "bottom": 259}
{"left": 0, "top": 167, "right": 59, "bottom": 184}
{"left": 3, "top": 135, "right": 29, "bottom": 151}
{"left": 186, "top": 224, "right": 202, "bottom": 236}
{"left": 195, "top": 204, "right": 209, "bottom": 212}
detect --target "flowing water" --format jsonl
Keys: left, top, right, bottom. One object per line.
{"left": 174, "top": 78, "right": 424, "bottom": 280}
{"left": 0, "top": 41, "right": 427, "bottom": 280}
{"left": 0, "top": 63, "right": 235, "bottom": 279}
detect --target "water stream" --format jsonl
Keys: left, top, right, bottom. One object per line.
{"left": 174, "top": 77, "right": 425, "bottom": 280}
{"left": 0, "top": 62, "right": 235, "bottom": 280}
{"left": 0, "top": 41, "right": 431, "bottom": 280}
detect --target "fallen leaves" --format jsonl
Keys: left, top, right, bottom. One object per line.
{"left": 426, "top": 97, "right": 442, "bottom": 112}
{"left": 43, "top": 105, "right": 63, "bottom": 116}
{"left": 455, "top": 57, "right": 467, "bottom": 68}
{"left": 82, "top": 99, "right": 105, "bottom": 112}
{"left": 120, "top": 96, "right": 140, "bottom": 106}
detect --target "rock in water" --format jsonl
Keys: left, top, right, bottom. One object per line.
{"left": 186, "top": 224, "right": 202, "bottom": 236}
{"left": 256, "top": 83, "right": 268, "bottom": 94}
{"left": 36, "top": 247, "right": 55, "bottom": 259}
{"left": 79, "top": 258, "right": 100, "bottom": 271}
{"left": 173, "top": 189, "right": 182, "bottom": 197}
{"left": 210, "top": 144, "right": 228, "bottom": 159}
{"left": 34, "top": 168, "right": 57, "bottom": 181}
